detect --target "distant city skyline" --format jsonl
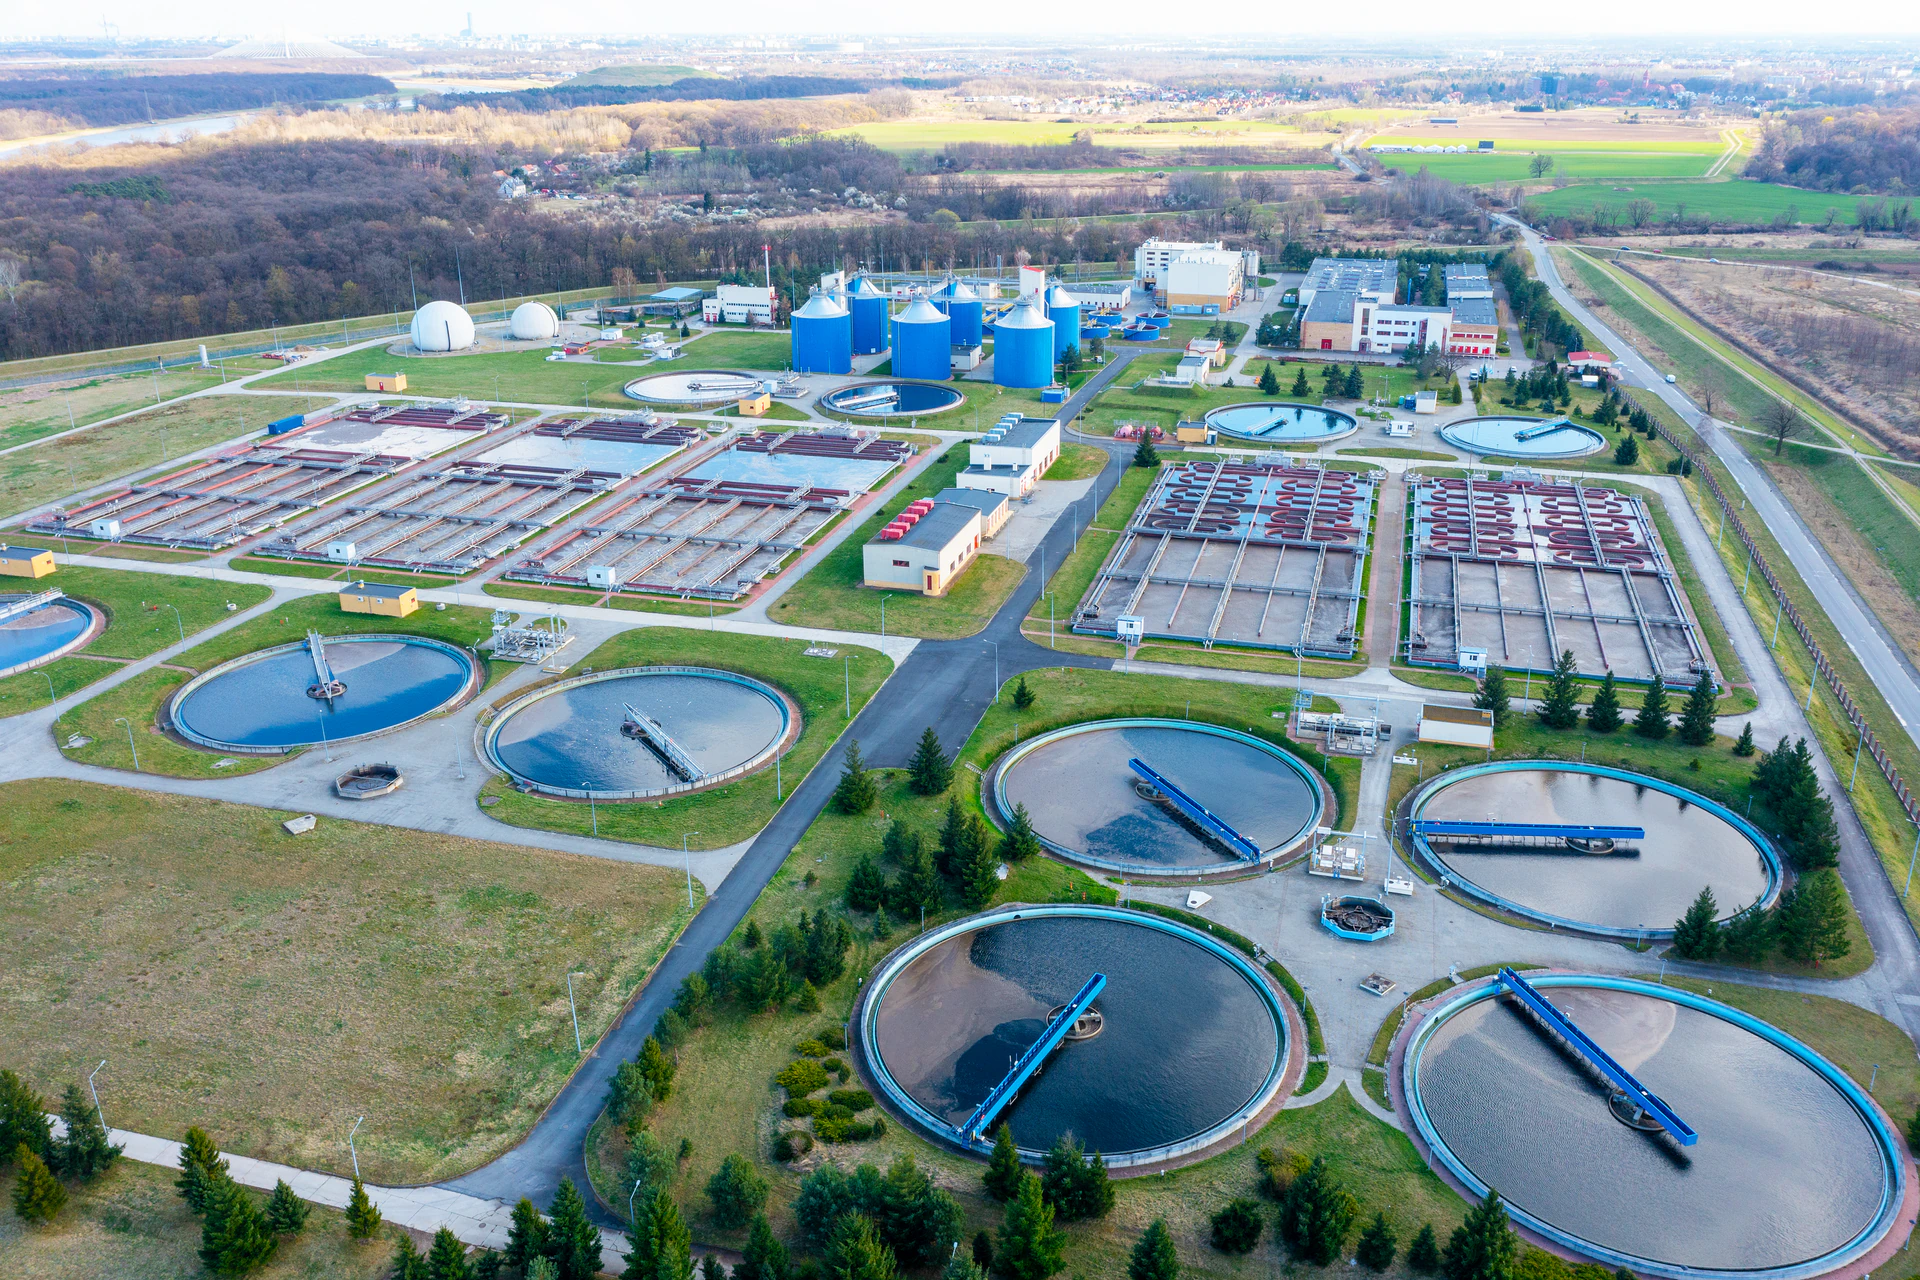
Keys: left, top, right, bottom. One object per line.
{"left": 13, "top": 0, "right": 1920, "bottom": 42}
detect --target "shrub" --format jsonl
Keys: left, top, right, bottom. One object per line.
{"left": 783, "top": 1098, "right": 826, "bottom": 1118}
{"left": 1210, "top": 1198, "right": 1264, "bottom": 1253}
{"left": 775, "top": 1059, "right": 830, "bottom": 1098}
{"left": 795, "top": 1039, "right": 830, "bottom": 1059}
{"left": 820, "top": 1026, "right": 847, "bottom": 1051}
{"left": 829, "top": 1089, "right": 874, "bottom": 1112}
{"left": 774, "top": 1131, "right": 814, "bottom": 1161}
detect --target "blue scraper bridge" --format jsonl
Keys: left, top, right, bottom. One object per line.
{"left": 1128, "top": 759, "right": 1261, "bottom": 861}
{"left": 1411, "top": 818, "right": 1643, "bottom": 851}
{"left": 961, "top": 973, "right": 1107, "bottom": 1146}
{"left": 1496, "top": 968, "right": 1697, "bottom": 1146}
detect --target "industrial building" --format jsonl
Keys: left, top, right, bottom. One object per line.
{"left": 1073, "top": 459, "right": 1376, "bottom": 657}
{"left": 1134, "top": 238, "right": 1226, "bottom": 285}
{"left": 931, "top": 486, "right": 1012, "bottom": 539}
{"left": 701, "top": 285, "right": 777, "bottom": 326}
{"left": 1297, "top": 258, "right": 1397, "bottom": 313}
{"left": 862, "top": 500, "right": 983, "bottom": 596}
{"left": 1402, "top": 474, "right": 1708, "bottom": 683}
{"left": 1162, "top": 248, "right": 1246, "bottom": 314}
{"left": 1301, "top": 294, "right": 1458, "bottom": 356}
{"left": 1070, "top": 281, "right": 1132, "bottom": 313}
{"left": 509, "top": 301, "right": 560, "bottom": 341}
{"left": 1447, "top": 298, "right": 1501, "bottom": 357}
{"left": 961, "top": 415, "right": 1061, "bottom": 498}
{"left": 0, "top": 544, "right": 55, "bottom": 578}
{"left": 338, "top": 580, "right": 419, "bottom": 617}
{"left": 1443, "top": 264, "right": 1494, "bottom": 300}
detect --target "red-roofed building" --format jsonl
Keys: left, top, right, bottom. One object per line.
{"left": 1565, "top": 351, "right": 1614, "bottom": 368}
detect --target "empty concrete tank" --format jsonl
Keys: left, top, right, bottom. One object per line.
{"left": 790, "top": 289, "right": 852, "bottom": 375}
{"left": 891, "top": 294, "right": 952, "bottom": 381}
{"left": 937, "top": 280, "right": 985, "bottom": 348}
{"left": 992, "top": 296, "right": 1055, "bottom": 389}
{"left": 1045, "top": 284, "right": 1082, "bottom": 361}
{"left": 849, "top": 277, "right": 888, "bottom": 355}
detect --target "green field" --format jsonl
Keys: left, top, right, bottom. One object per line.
{"left": 829, "top": 118, "right": 1312, "bottom": 153}
{"left": 1380, "top": 153, "right": 1716, "bottom": 182}
{"left": 685, "top": 329, "right": 797, "bottom": 372}
{"left": 1530, "top": 181, "right": 1866, "bottom": 226}
{"left": 0, "top": 368, "right": 225, "bottom": 451}
{"left": 560, "top": 63, "right": 713, "bottom": 87}
{"left": 1367, "top": 134, "right": 1726, "bottom": 154}
{"left": 256, "top": 346, "right": 649, "bottom": 411}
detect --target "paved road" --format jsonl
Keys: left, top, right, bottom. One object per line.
{"left": 1507, "top": 216, "right": 1920, "bottom": 751}
{"left": 448, "top": 363, "right": 1138, "bottom": 1217}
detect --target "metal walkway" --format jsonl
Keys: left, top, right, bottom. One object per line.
{"left": 0, "top": 588, "right": 63, "bottom": 625}
{"left": 961, "top": 972, "right": 1107, "bottom": 1145}
{"left": 1496, "top": 968, "right": 1696, "bottom": 1146}
{"left": 620, "top": 703, "right": 706, "bottom": 782}
{"left": 1129, "top": 758, "right": 1261, "bottom": 860}
{"left": 1412, "top": 819, "right": 1644, "bottom": 841}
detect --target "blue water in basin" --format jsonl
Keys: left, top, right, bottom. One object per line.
{"left": 1205, "top": 402, "right": 1356, "bottom": 441}
{"left": 0, "top": 597, "right": 91, "bottom": 675}
{"left": 174, "top": 638, "right": 471, "bottom": 748}
{"left": 1440, "top": 416, "right": 1606, "bottom": 458}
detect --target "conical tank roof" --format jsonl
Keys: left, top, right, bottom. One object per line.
{"left": 895, "top": 296, "right": 948, "bottom": 325}
{"left": 948, "top": 280, "right": 979, "bottom": 302}
{"left": 996, "top": 296, "right": 1052, "bottom": 329}
{"left": 851, "top": 277, "right": 885, "bottom": 299}
{"left": 794, "top": 290, "right": 848, "bottom": 319}
{"left": 1046, "top": 283, "right": 1079, "bottom": 307}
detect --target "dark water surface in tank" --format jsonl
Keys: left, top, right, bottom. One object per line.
{"left": 1414, "top": 984, "right": 1888, "bottom": 1270}
{"left": 0, "top": 598, "right": 90, "bottom": 673}
{"left": 491, "top": 671, "right": 785, "bottom": 793}
{"left": 999, "top": 724, "right": 1317, "bottom": 869}
{"left": 1420, "top": 767, "right": 1771, "bottom": 930}
{"left": 872, "top": 915, "right": 1281, "bottom": 1154}
{"left": 174, "top": 639, "right": 471, "bottom": 748}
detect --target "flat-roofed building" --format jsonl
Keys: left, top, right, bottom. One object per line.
{"left": 0, "top": 544, "right": 55, "bottom": 578}
{"left": 1071, "top": 281, "right": 1133, "bottom": 312}
{"left": 1418, "top": 703, "right": 1494, "bottom": 749}
{"left": 702, "top": 283, "right": 776, "bottom": 325}
{"left": 338, "top": 580, "right": 419, "bottom": 617}
{"left": 862, "top": 502, "right": 983, "bottom": 595}
{"left": 1447, "top": 297, "right": 1501, "bottom": 357}
{"left": 1443, "top": 264, "right": 1493, "bottom": 300}
{"left": 1298, "top": 258, "right": 1397, "bottom": 313}
{"left": 1134, "top": 237, "right": 1225, "bottom": 285}
{"left": 969, "top": 415, "right": 1060, "bottom": 475}
{"left": 1365, "top": 304, "right": 1452, "bottom": 354}
{"left": 1301, "top": 289, "right": 1360, "bottom": 351}
{"left": 1164, "top": 248, "right": 1245, "bottom": 311}
{"left": 932, "top": 486, "right": 1012, "bottom": 538}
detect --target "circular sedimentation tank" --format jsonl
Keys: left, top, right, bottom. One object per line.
{"left": 819, "top": 381, "right": 963, "bottom": 418}
{"left": 1439, "top": 415, "right": 1607, "bottom": 458}
{"left": 624, "top": 369, "right": 767, "bottom": 406}
{"left": 1403, "top": 974, "right": 1905, "bottom": 1279}
{"left": 0, "top": 593, "right": 100, "bottom": 679}
{"left": 1406, "top": 762, "right": 1780, "bottom": 937}
{"left": 1204, "top": 402, "right": 1359, "bottom": 444}
{"left": 858, "top": 905, "right": 1291, "bottom": 1166}
{"left": 992, "top": 719, "right": 1323, "bottom": 876}
{"left": 483, "top": 666, "right": 793, "bottom": 799}
{"left": 170, "top": 635, "right": 478, "bottom": 752}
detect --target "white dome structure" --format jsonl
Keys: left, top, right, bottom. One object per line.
{"left": 509, "top": 301, "right": 560, "bottom": 341}
{"left": 410, "top": 300, "right": 475, "bottom": 352}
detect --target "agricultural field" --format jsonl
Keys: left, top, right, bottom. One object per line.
{"left": 1378, "top": 152, "right": 1717, "bottom": 183}
{"left": 0, "top": 779, "right": 692, "bottom": 1185}
{"left": 1368, "top": 134, "right": 1726, "bottom": 155}
{"left": 828, "top": 117, "right": 1317, "bottom": 154}
{"left": 1529, "top": 181, "right": 1866, "bottom": 227}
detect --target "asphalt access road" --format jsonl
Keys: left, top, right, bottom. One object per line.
{"left": 447, "top": 356, "right": 1139, "bottom": 1219}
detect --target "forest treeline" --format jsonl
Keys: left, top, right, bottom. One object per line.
{"left": 415, "top": 75, "right": 898, "bottom": 114}
{"left": 0, "top": 73, "right": 396, "bottom": 129}
{"left": 0, "top": 138, "right": 1186, "bottom": 362}
{"left": 1745, "top": 107, "right": 1920, "bottom": 194}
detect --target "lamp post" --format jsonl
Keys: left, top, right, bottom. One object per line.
{"left": 347, "top": 1116, "right": 365, "bottom": 1180}
{"left": 682, "top": 832, "right": 700, "bottom": 909}
{"left": 567, "top": 971, "right": 586, "bottom": 1054}
{"left": 39, "top": 669, "right": 55, "bottom": 706}
{"left": 114, "top": 717, "right": 140, "bottom": 771}
{"left": 985, "top": 641, "right": 1000, "bottom": 703}
{"left": 630, "top": 1177, "right": 645, "bottom": 1227}
{"left": 87, "top": 1059, "right": 108, "bottom": 1130}
{"left": 161, "top": 602, "right": 183, "bottom": 645}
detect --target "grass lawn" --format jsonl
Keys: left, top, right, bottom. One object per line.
{"left": 1368, "top": 135, "right": 1726, "bottom": 155}
{"left": 1381, "top": 153, "right": 1717, "bottom": 183}
{"left": 767, "top": 448, "right": 1029, "bottom": 639}
{"left": 477, "top": 628, "right": 892, "bottom": 851}
{"left": 0, "top": 394, "right": 336, "bottom": 524}
{"left": 55, "top": 592, "right": 496, "bottom": 776}
{"left": 229, "top": 556, "right": 463, "bottom": 588}
{"left": 1041, "top": 442, "right": 1109, "bottom": 481}
{"left": 0, "top": 1158, "right": 399, "bottom": 1280}
{"left": 1530, "top": 181, "right": 1866, "bottom": 227}
{"left": 683, "top": 329, "right": 797, "bottom": 373}
{"left": 0, "top": 367, "right": 226, "bottom": 451}
{"left": 0, "top": 779, "right": 692, "bottom": 1184}
{"left": 254, "top": 347, "right": 647, "bottom": 412}
{"left": 0, "top": 564, "right": 271, "bottom": 719}
{"left": 1776, "top": 442, "right": 1920, "bottom": 610}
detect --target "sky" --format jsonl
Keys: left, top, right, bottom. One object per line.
{"left": 20, "top": 0, "right": 1920, "bottom": 41}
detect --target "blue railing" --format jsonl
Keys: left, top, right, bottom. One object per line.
{"left": 961, "top": 972, "right": 1106, "bottom": 1144}
{"left": 1497, "top": 967, "right": 1696, "bottom": 1146}
{"left": 1129, "top": 758, "right": 1261, "bottom": 861}
{"left": 1411, "top": 819, "right": 1644, "bottom": 841}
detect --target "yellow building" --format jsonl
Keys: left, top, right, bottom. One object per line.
{"left": 0, "top": 544, "right": 55, "bottom": 578}
{"left": 737, "top": 390, "right": 772, "bottom": 417}
{"left": 338, "top": 580, "right": 419, "bottom": 617}
{"left": 365, "top": 373, "right": 409, "bottom": 392}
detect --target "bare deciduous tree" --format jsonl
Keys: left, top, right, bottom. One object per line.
{"left": 1761, "top": 397, "right": 1806, "bottom": 456}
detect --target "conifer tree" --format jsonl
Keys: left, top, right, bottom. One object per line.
{"left": 735, "top": 1213, "right": 788, "bottom": 1280}
{"left": 945, "top": 1258, "right": 987, "bottom": 1280}
{"left": 506, "top": 1198, "right": 550, "bottom": 1272}
{"left": 1678, "top": 669, "right": 1718, "bottom": 747}
{"left": 700, "top": 1255, "right": 728, "bottom": 1280}
{"left": 1279, "top": 1156, "right": 1357, "bottom": 1266}
{"left": 265, "top": 1180, "right": 310, "bottom": 1235}
{"left": 1538, "top": 649, "right": 1580, "bottom": 729}
{"left": 889, "top": 833, "right": 941, "bottom": 919}
{"left": 1356, "top": 1211, "right": 1399, "bottom": 1272}
{"left": 0, "top": 1071, "right": 52, "bottom": 1170}
{"left": 1474, "top": 666, "right": 1511, "bottom": 729}
{"left": 1291, "top": 367, "right": 1311, "bottom": 396}
{"left": 1000, "top": 803, "right": 1043, "bottom": 862}
{"left": 548, "top": 1178, "right": 603, "bottom": 1280}
{"left": 199, "top": 1176, "right": 278, "bottom": 1276}
{"left": 826, "top": 1214, "right": 897, "bottom": 1280}
{"left": 846, "top": 851, "right": 887, "bottom": 912}
{"left": 428, "top": 1227, "right": 474, "bottom": 1280}
{"left": 1259, "top": 363, "right": 1281, "bottom": 395}
{"left": 871, "top": 906, "right": 893, "bottom": 941}
{"left": 1633, "top": 675, "right": 1670, "bottom": 739}
{"left": 1733, "top": 722, "right": 1757, "bottom": 757}
{"left": 391, "top": 1235, "right": 428, "bottom": 1280}
{"left": 1613, "top": 433, "right": 1640, "bottom": 466}
{"left": 345, "top": 1176, "right": 382, "bottom": 1240}
{"left": 1586, "top": 671, "right": 1623, "bottom": 733}
{"left": 1012, "top": 675, "right": 1036, "bottom": 712}
{"left": 985, "top": 1123, "right": 1024, "bottom": 1201}
{"left": 938, "top": 795, "right": 968, "bottom": 876}
{"left": 908, "top": 727, "right": 954, "bottom": 795}
{"left": 177, "top": 1125, "right": 228, "bottom": 1214}
{"left": 957, "top": 817, "right": 1001, "bottom": 909}
{"left": 10, "top": 1144, "right": 65, "bottom": 1223}
{"left": 622, "top": 1186, "right": 691, "bottom": 1280}
{"left": 1133, "top": 436, "right": 1159, "bottom": 468}
{"left": 1442, "top": 1190, "right": 1517, "bottom": 1280}
{"left": 1407, "top": 1223, "right": 1443, "bottom": 1274}
{"left": 1322, "top": 362, "right": 1341, "bottom": 393}
{"left": 833, "top": 740, "right": 878, "bottom": 814}
{"left": 995, "top": 1173, "right": 1067, "bottom": 1280}
{"left": 1777, "top": 870, "right": 1852, "bottom": 967}
{"left": 54, "top": 1082, "right": 119, "bottom": 1180}
{"left": 1671, "top": 886, "right": 1723, "bottom": 961}
{"left": 1127, "top": 1219, "right": 1179, "bottom": 1280}
{"left": 636, "top": 1037, "right": 675, "bottom": 1102}
{"left": 1344, "top": 364, "right": 1365, "bottom": 398}
{"left": 1209, "top": 1198, "right": 1263, "bottom": 1253}
{"left": 1723, "top": 906, "right": 1776, "bottom": 963}
{"left": 708, "top": 1154, "right": 770, "bottom": 1229}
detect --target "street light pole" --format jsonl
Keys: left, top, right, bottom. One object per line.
{"left": 985, "top": 641, "right": 1000, "bottom": 703}
{"left": 87, "top": 1059, "right": 108, "bottom": 1130}
{"left": 161, "top": 602, "right": 184, "bottom": 645}
{"left": 40, "top": 669, "right": 55, "bottom": 706}
{"left": 567, "top": 971, "right": 586, "bottom": 1054}
{"left": 682, "top": 832, "right": 700, "bottom": 909}
{"left": 348, "top": 1116, "right": 364, "bottom": 1180}
{"left": 114, "top": 717, "right": 140, "bottom": 771}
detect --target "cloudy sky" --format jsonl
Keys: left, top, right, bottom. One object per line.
{"left": 22, "top": 0, "right": 1920, "bottom": 40}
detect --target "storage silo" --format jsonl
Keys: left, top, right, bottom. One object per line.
{"left": 790, "top": 289, "right": 852, "bottom": 375}
{"left": 848, "top": 277, "right": 888, "bottom": 355}
{"left": 891, "top": 294, "right": 952, "bottom": 381}
{"left": 941, "top": 280, "right": 985, "bottom": 348}
{"left": 992, "top": 296, "right": 1054, "bottom": 389}
{"left": 1045, "top": 284, "right": 1081, "bottom": 362}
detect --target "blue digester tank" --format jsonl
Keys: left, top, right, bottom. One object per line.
{"left": 790, "top": 289, "right": 852, "bottom": 375}
{"left": 890, "top": 293, "right": 952, "bottom": 381}
{"left": 848, "top": 277, "right": 888, "bottom": 355}
{"left": 992, "top": 295, "right": 1055, "bottom": 389}
{"left": 1045, "top": 283, "right": 1081, "bottom": 361}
